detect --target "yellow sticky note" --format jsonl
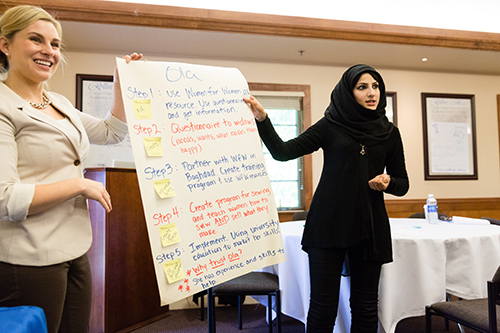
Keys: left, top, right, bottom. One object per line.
{"left": 143, "top": 137, "right": 163, "bottom": 157}
{"left": 153, "top": 179, "right": 176, "bottom": 198}
{"left": 159, "top": 223, "right": 182, "bottom": 247}
{"left": 163, "top": 258, "right": 185, "bottom": 284}
{"left": 133, "top": 99, "right": 153, "bottom": 119}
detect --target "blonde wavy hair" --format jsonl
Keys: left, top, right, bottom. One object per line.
{"left": 0, "top": 5, "right": 62, "bottom": 73}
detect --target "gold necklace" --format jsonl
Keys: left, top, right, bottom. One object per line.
{"left": 27, "top": 94, "right": 51, "bottom": 109}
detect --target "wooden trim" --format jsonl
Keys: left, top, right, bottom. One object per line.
{"left": 1, "top": 0, "right": 500, "bottom": 51}
{"left": 385, "top": 197, "right": 500, "bottom": 220}
{"left": 278, "top": 210, "right": 297, "bottom": 223}
{"left": 302, "top": 86, "right": 312, "bottom": 210}
{"left": 248, "top": 82, "right": 312, "bottom": 217}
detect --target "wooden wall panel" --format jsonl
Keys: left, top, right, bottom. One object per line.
{"left": 280, "top": 198, "right": 500, "bottom": 222}
{"left": 386, "top": 197, "right": 500, "bottom": 220}
{"left": 85, "top": 168, "right": 170, "bottom": 333}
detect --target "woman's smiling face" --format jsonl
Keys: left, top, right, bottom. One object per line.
{"left": 352, "top": 73, "right": 380, "bottom": 110}
{"left": 1, "top": 19, "right": 61, "bottom": 84}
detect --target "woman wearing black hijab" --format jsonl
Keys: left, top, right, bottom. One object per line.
{"left": 244, "top": 64, "right": 409, "bottom": 332}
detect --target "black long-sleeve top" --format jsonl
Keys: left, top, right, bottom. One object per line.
{"left": 257, "top": 116, "right": 409, "bottom": 263}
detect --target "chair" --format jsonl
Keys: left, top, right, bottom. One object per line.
{"left": 195, "top": 290, "right": 244, "bottom": 321}
{"left": 408, "top": 212, "right": 450, "bottom": 220}
{"left": 425, "top": 265, "right": 500, "bottom": 333}
{"left": 482, "top": 217, "right": 500, "bottom": 226}
{"left": 207, "top": 272, "right": 281, "bottom": 333}
{"left": 0, "top": 306, "right": 48, "bottom": 333}
{"left": 292, "top": 210, "right": 308, "bottom": 221}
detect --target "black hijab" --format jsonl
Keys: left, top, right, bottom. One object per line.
{"left": 324, "top": 64, "right": 394, "bottom": 146}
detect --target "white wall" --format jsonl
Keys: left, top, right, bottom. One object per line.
{"left": 50, "top": 51, "right": 500, "bottom": 200}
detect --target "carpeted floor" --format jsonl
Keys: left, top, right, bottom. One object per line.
{"left": 131, "top": 304, "right": 303, "bottom": 333}
{"left": 130, "top": 304, "right": 470, "bottom": 332}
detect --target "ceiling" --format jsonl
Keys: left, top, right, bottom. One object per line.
{"left": 60, "top": 21, "right": 500, "bottom": 76}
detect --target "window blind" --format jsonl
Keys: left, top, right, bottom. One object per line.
{"left": 250, "top": 91, "right": 304, "bottom": 110}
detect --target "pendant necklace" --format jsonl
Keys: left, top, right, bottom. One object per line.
{"left": 360, "top": 144, "right": 366, "bottom": 155}
{"left": 27, "top": 94, "right": 51, "bottom": 109}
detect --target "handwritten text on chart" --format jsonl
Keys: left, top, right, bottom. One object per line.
{"left": 157, "top": 218, "right": 284, "bottom": 290}
{"left": 133, "top": 117, "right": 257, "bottom": 156}
{"left": 142, "top": 153, "right": 268, "bottom": 194}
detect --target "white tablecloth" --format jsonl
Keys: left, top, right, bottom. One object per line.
{"left": 259, "top": 218, "right": 500, "bottom": 333}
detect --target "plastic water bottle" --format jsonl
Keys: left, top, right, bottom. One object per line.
{"left": 426, "top": 194, "right": 438, "bottom": 224}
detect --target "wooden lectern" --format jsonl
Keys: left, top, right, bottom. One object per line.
{"left": 85, "top": 168, "right": 170, "bottom": 332}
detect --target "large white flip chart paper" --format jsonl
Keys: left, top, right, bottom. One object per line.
{"left": 116, "top": 59, "right": 285, "bottom": 305}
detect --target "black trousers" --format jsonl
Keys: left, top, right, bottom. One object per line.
{"left": 306, "top": 245, "right": 382, "bottom": 333}
{"left": 0, "top": 253, "right": 92, "bottom": 333}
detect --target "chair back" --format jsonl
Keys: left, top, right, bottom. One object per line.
{"left": 408, "top": 212, "right": 449, "bottom": 220}
{"left": 292, "top": 211, "right": 308, "bottom": 221}
{"left": 488, "top": 265, "right": 500, "bottom": 331}
{"left": 493, "top": 265, "right": 500, "bottom": 283}
{"left": 493, "top": 265, "right": 500, "bottom": 307}
{"left": 482, "top": 217, "right": 500, "bottom": 226}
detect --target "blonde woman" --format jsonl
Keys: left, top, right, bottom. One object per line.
{"left": 0, "top": 5, "right": 141, "bottom": 332}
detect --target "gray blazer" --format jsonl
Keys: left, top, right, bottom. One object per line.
{"left": 0, "top": 82, "right": 128, "bottom": 266}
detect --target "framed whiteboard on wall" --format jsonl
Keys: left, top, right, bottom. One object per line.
{"left": 421, "top": 93, "right": 477, "bottom": 180}
{"left": 76, "top": 74, "right": 134, "bottom": 168}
